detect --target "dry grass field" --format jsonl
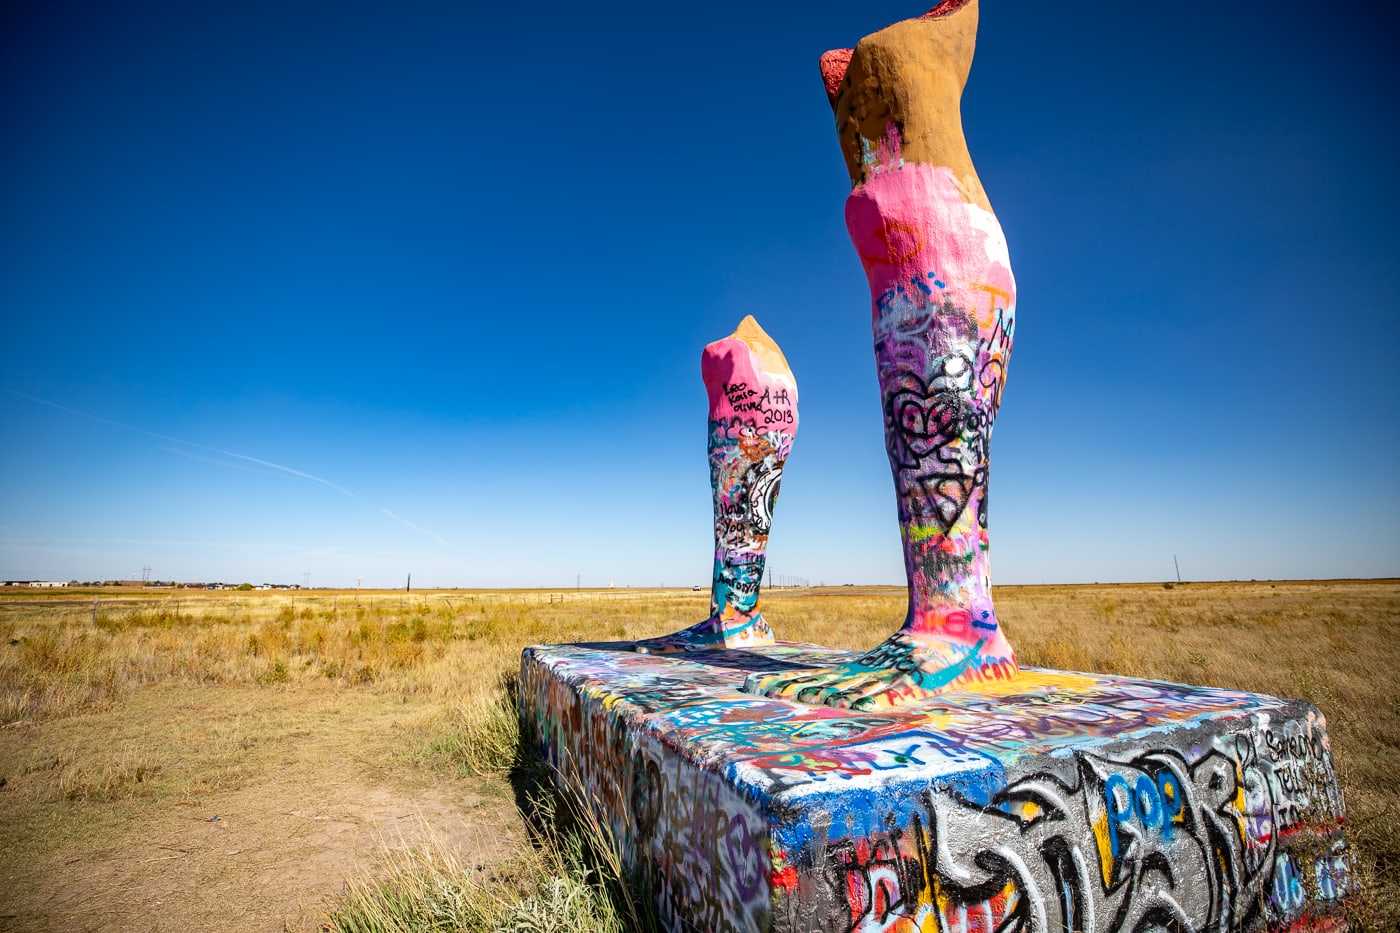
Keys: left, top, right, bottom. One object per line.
{"left": 1, "top": 580, "right": 1396, "bottom": 931}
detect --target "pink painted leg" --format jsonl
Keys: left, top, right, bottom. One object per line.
{"left": 636, "top": 316, "right": 798, "bottom": 653}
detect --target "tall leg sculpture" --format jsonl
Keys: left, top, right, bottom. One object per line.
{"left": 746, "top": 0, "right": 1017, "bottom": 708}
{"left": 636, "top": 315, "right": 797, "bottom": 653}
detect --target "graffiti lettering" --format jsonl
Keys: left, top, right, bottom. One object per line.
{"left": 759, "top": 386, "right": 791, "bottom": 407}
{"left": 724, "top": 381, "right": 756, "bottom": 403}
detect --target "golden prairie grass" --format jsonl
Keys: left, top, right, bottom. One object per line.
{"left": 1, "top": 581, "right": 1396, "bottom": 930}
{"left": 0, "top": 588, "right": 704, "bottom": 725}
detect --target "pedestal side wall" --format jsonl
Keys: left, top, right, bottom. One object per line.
{"left": 770, "top": 708, "right": 1350, "bottom": 932}
{"left": 521, "top": 646, "right": 776, "bottom": 933}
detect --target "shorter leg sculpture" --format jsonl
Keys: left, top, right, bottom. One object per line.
{"left": 636, "top": 316, "right": 798, "bottom": 654}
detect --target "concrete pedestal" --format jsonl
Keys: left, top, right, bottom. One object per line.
{"left": 520, "top": 642, "right": 1350, "bottom": 933}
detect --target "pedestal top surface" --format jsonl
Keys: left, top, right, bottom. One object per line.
{"left": 524, "top": 642, "right": 1305, "bottom": 801}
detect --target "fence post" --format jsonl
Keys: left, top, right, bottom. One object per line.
{"left": 91, "top": 596, "right": 98, "bottom": 624}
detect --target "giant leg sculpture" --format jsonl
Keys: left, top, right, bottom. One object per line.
{"left": 636, "top": 315, "right": 798, "bottom": 653}
{"left": 746, "top": 0, "right": 1018, "bottom": 708}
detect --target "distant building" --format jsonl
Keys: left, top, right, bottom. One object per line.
{"left": 28, "top": 581, "right": 68, "bottom": 588}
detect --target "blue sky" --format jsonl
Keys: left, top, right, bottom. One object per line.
{"left": 3, "top": 1, "right": 1397, "bottom": 588}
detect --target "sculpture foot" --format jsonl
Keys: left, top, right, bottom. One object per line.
{"left": 741, "top": 628, "right": 1017, "bottom": 709}
{"left": 635, "top": 613, "right": 775, "bottom": 654}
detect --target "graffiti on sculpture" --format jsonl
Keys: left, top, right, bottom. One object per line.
{"left": 792, "top": 721, "right": 1349, "bottom": 933}
{"left": 745, "top": 0, "right": 1018, "bottom": 710}
{"left": 521, "top": 656, "right": 774, "bottom": 933}
{"left": 525, "top": 641, "right": 1350, "bottom": 931}
{"left": 528, "top": 644, "right": 1287, "bottom": 797}
{"left": 637, "top": 315, "right": 798, "bottom": 655}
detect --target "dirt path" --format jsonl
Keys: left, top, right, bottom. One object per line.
{"left": 0, "top": 685, "right": 523, "bottom": 932}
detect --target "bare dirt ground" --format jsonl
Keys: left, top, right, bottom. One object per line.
{"left": 0, "top": 684, "right": 521, "bottom": 932}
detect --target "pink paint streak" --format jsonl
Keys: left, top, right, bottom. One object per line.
{"left": 845, "top": 162, "right": 1015, "bottom": 327}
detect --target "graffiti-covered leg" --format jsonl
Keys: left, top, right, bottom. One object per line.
{"left": 746, "top": 1, "right": 1019, "bottom": 707}
{"left": 636, "top": 316, "right": 798, "bottom": 653}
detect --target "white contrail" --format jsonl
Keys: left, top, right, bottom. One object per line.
{"left": 161, "top": 446, "right": 274, "bottom": 475}
{"left": 378, "top": 508, "right": 450, "bottom": 546}
{"left": 13, "top": 391, "right": 451, "bottom": 546}
{"left": 9, "top": 390, "right": 354, "bottom": 496}
{"left": 214, "top": 449, "right": 353, "bottom": 496}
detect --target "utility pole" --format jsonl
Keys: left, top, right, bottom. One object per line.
{"left": 1173, "top": 555, "right": 1182, "bottom": 584}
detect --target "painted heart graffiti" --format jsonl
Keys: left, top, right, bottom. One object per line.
{"left": 887, "top": 383, "right": 969, "bottom": 468}
{"left": 899, "top": 472, "right": 974, "bottom": 531}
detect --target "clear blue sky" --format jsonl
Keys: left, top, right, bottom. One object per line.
{"left": 3, "top": 1, "right": 1397, "bottom": 588}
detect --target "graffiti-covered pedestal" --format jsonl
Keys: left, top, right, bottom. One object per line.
{"left": 520, "top": 643, "right": 1349, "bottom": 933}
